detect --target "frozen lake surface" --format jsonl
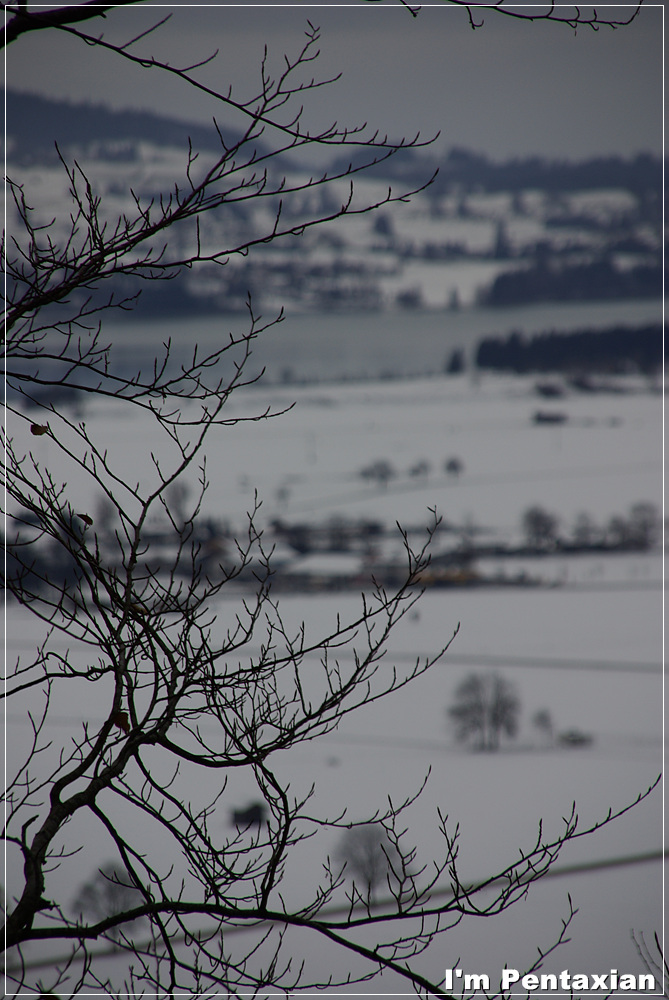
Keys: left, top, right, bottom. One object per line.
{"left": 102, "top": 297, "right": 663, "bottom": 384}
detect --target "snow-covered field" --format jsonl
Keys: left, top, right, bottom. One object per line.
{"left": 7, "top": 359, "right": 664, "bottom": 993}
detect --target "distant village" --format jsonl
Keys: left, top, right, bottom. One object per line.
{"left": 5, "top": 90, "right": 664, "bottom": 320}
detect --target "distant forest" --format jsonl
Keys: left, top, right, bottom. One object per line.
{"left": 336, "top": 146, "right": 662, "bottom": 199}
{"left": 431, "top": 147, "right": 662, "bottom": 197}
{"left": 482, "top": 259, "right": 663, "bottom": 307}
{"left": 475, "top": 324, "right": 662, "bottom": 375}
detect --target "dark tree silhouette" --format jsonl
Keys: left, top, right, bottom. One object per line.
{"left": 522, "top": 504, "right": 560, "bottom": 549}
{"left": 445, "top": 456, "right": 464, "bottom": 477}
{"left": 71, "top": 863, "right": 147, "bottom": 944}
{"left": 532, "top": 708, "right": 555, "bottom": 747}
{"left": 627, "top": 502, "right": 660, "bottom": 550}
{"left": 359, "top": 458, "right": 397, "bottom": 488}
{"left": 448, "top": 673, "right": 521, "bottom": 751}
{"left": 335, "top": 823, "right": 403, "bottom": 904}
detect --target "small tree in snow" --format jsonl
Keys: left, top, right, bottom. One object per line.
{"left": 522, "top": 504, "right": 559, "bottom": 549}
{"left": 448, "top": 673, "right": 521, "bottom": 752}
{"left": 359, "top": 459, "right": 397, "bottom": 488}
{"left": 335, "top": 824, "right": 402, "bottom": 904}
{"left": 533, "top": 708, "right": 555, "bottom": 747}
{"left": 627, "top": 502, "right": 659, "bottom": 550}
{"left": 72, "top": 863, "right": 146, "bottom": 943}
{"left": 445, "top": 456, "right": 464, "bottom": 477}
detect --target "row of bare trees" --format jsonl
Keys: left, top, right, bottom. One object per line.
{"left": 522, "top": 501, "right": 659, "bottom": 551}
{"left": 2, "top": 2, "right": 659, "bottom": 996}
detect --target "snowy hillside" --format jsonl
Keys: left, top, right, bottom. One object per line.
{"left": 8, "top": 365, "right": 663, "bottom": 992}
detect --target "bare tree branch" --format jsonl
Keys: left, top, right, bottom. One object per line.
{"left": 2, "top": 5, "right": 656, "bottom": 995}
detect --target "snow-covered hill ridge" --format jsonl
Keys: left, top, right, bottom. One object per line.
{"left": 5, "top": 90, "right": 662, "bottom": 315}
